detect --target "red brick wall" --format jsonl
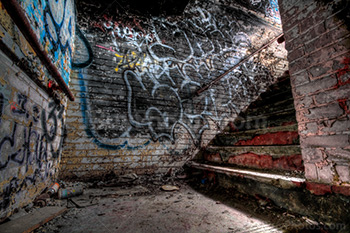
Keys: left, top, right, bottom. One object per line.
{"left": 278, "top": 0, "right": 350, "bottom": 184}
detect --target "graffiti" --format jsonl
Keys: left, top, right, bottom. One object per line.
{"left": 338, "top": 99, "right": 350, "bottom": 116}
{"left": 78, "top": 71, "right": 151, "bottom": 150}
{"left": 44, "top": 0, "right": 74, "bottom": 54}
{"left": 115, "top": 50, "right": 147, "bottom": 72}
{"left": 265, "top": 0, "right": 281, "bottom": 24}
{"left": 335, "top": 57, "right": 350, "bottom": 87}
{"left": 250, "top": 0, "right": 262, "bottom": 6}
{"left": 335, "top": 57, "right": 350, "bottom": 116}
{"left": 0, "top": 92, "right": 64, "bottom": 211}
{"left": 76, "top": 0, "right": 280, "bottom": 150}
{"left": 0, "top": 93, "right": 3, "bottom": 123}
{"left": 0, "top": 0, "right": 75, "bottom": 217}
{"left": 44, "top": 0, "right": 75, "bottom": 83}
{"left": 72, "top": 27, "right": 94, "bottom": 69}
{"left": 20, "top": 0, "right": 76, "bottom": 84}
{"left": 246, "top": 0, "right": 281, "bottom": 24}
{"left": 102, "top": 16, "right": 154, "bottom": 52}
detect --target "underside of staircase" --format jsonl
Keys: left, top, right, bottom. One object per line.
{"left": 186, "top": 76, "right": 350, "bottom": 226}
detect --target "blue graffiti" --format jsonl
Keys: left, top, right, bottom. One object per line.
{"left": 78, "top": 71, "right": 151, "bottom": 150}
{"left": 23, "top": 0, "right": 75, "bottom": 85}
{"left": 72, "top": 25, "right": 150, "bottom": 150}
{"left": 44, "top": 0, "right": 73, "bottom": 54}
{"left": 43, "top": 0, "right": 75, "bottom": 84}
{"left": 72, "top": 27, "right": 94, "bottom": 69}
{"left": 0, "top": 93, "right": 3, "bottom": 124}
{"left": 266, "top": 0, "right": 281, "bottom": 24}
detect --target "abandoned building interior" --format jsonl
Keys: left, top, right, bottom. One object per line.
{"left": 0, "top": 0, "right": 350, "bottom": 232}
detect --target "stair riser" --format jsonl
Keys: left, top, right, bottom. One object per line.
{"left": 227, "top": 153, "right": 304, "bottom": 171}
{"left": 204, "top": 152, "right": 303, "bottom": 171}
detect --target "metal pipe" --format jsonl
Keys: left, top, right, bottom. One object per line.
{"left": 1, "top": 0, "right": 75, "bottom": 101}
{"left": 196, "top": 33, "right": 284, "bottom": 96}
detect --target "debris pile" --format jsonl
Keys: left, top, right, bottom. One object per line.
{"left": 33, "top": 182, "right": 84, "bottom": 208}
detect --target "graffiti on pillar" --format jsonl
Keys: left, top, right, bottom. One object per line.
{"left": 0, "top": 91, "right": 64, "bottom": 212}
{"left": 20, "top": 0, "right": 76, "bottom": 84}
{"left": 0, "top": 0, "right": 75, "bottom": 218}
{"left": 265, "top": 0, "right": 281, "bottom": 24}
{"left": 76, "top": 0, "right": 283, "bottom": 150}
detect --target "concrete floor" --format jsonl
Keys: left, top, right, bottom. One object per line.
{"left": 34, "top": 183, "right": 320, "bottom": 233}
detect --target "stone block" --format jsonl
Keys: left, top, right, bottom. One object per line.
{"left": 317, "top": 164, "right": 334, "bottom": 183}
{"left": 288, "top": 47, "right": 305, "bottom": 63}
{"left": 325, "top": 148, "right": 350, "bottom": 162}
{"left": 314, "top": 84, "right": 350, "bottom": 105}
{"left": 304, "top": 163, "right": 318, "bottom": 181}
{"left": 335, "top": 165, "right": 350, "bottom": 183}
{"left": 306, "top": 182, "right": 332, "bottom": 195}
{"left": 290, "top": 70, "right": 309, "bottom": 87}
{"left": 321, "top": 119, "right": 350, "bottom": 134}
{"left": 285, "top": 25, "right": 299, "bottom": 41}
{"left": 294, "top": 95, "right": 314, "bottom": 110}
{"left": 301, "top": 135, "right": 349, "bottom": 147}
{"left": 305, "top": 104, "right": 344, "bottom": 121}
{"left": 302, "top": 147, "right": 324, "bottom": 163}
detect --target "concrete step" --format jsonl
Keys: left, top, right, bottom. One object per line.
{"left": 232, "top": 109, "right": 297, "bottom": 131}
{"left": 206, "top": 145, "right": 301, "bottom": 159}
{"left": 187, "top": 161, "right": 305, "bottom": 189}
{"left": 212, "top": 124, "right": 299, "bottom": 146}
{"left": 186, "top": 161, "right": 350, "bottom": 228}
{"left": 203, "top": 145, "right": 303, "bottom": 171}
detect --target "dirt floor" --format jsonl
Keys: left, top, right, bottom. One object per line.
{"left": 28, "top": 177, "right": 334, "bottom": 233}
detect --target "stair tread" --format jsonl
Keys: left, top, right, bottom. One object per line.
{"left": 221, "top": 124, "right": 298, "bottom": 136}
{"left": 205, "top": 145, "right": 301, "bottom": 158}
{"left": 207, "top": 145, "right": 301, "bottom": 149}
{"left": 188, "top": 161, "right": 305, "bottom": 184}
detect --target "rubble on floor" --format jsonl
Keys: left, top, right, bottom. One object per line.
{"left": 32, "top": 180, "right": 342, "bottom": 233}
{"left": 1, "top": 173, "right": 348, "bottom": 233}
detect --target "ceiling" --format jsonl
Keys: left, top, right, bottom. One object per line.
{"left": 76, "top": 0, "right": 191, "bottom": 17}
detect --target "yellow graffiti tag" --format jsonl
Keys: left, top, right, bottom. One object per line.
{"left": 114, "top": 51, "right": 146, "bottom": 72}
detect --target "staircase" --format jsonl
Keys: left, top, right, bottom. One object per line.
{"left": 186, "top": 76, "right": 350, "bottom": 229}
{"left": 190, "top": 75, "right": 303, "bottom": 177}
{"left": 187, "top": 76, "right": 311, "bottom": 212}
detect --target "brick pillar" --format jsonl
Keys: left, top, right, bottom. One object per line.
{"left": 278, "top": 0, "right": 350, "bottom": 184}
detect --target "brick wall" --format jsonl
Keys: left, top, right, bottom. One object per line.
{"left": 60, "top": 0, "right": 289, "bottom": 179}
{"left": 279, "top": 0, "right": 350, "bottom": 184}
{"left": 0, "top": 1, "right": 75, "bottom": 220}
